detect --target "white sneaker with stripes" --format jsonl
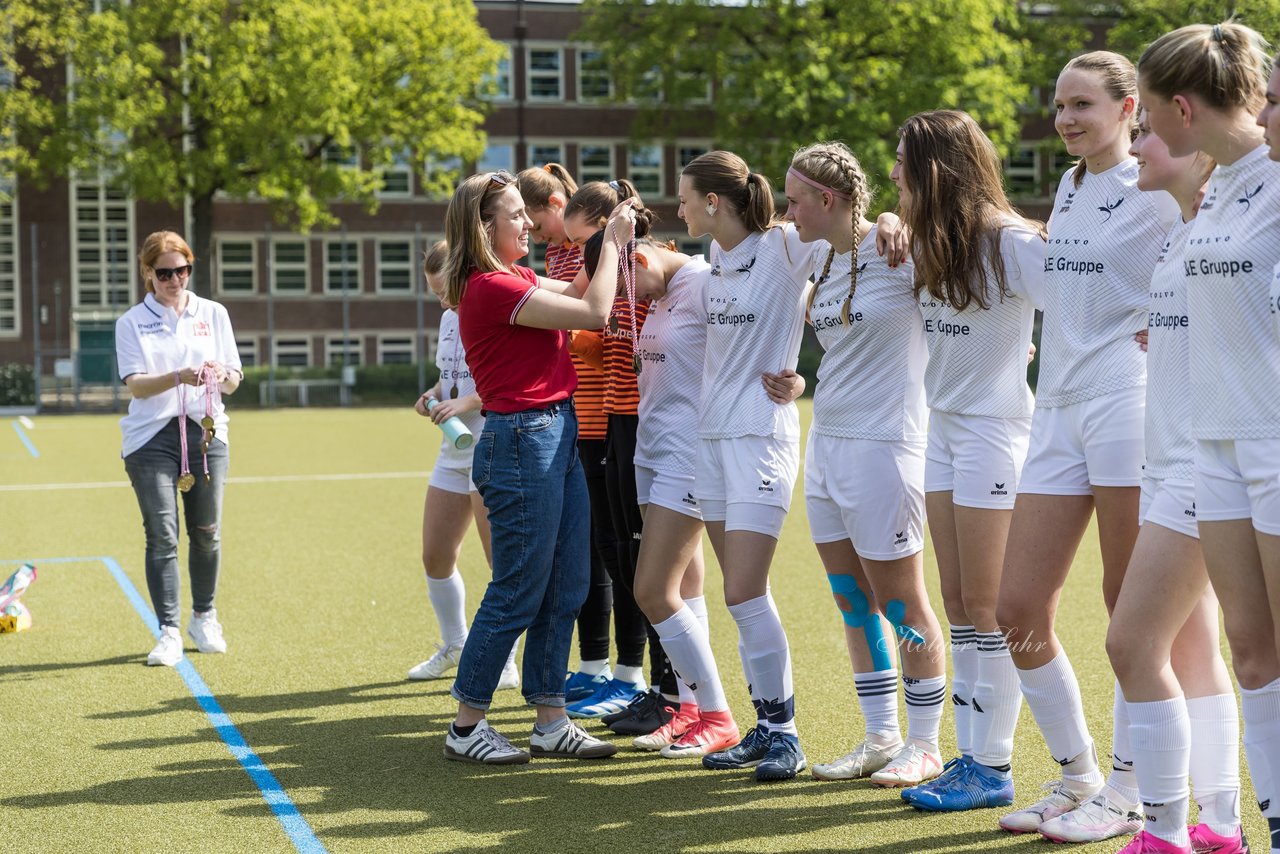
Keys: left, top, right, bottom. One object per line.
{"left": 529, "top": 720, "right": 618, "bottom": 759}
{"left": 443, "top": 720, "right": 530, "bottom": 765}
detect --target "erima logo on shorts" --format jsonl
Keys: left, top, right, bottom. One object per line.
{"left": 682, "top": 492, "right": 697, "bottom": 506}
{"left": 758, "top": 479, "right": 774, "bottom": 493}
{"left": 1185, "top": 501, "right": 1196, "bottom": 519}
{"left": 991, "top": 482, "right": 1007, "bottom": 496}
{"left": 894, "top": 530, "right": 908, "bottom": 545}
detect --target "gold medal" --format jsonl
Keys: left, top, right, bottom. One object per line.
{"left": 201, "top": 415, "right": 214, "bottom": 430}
{"left": 204, "top": 473, "right": 211, "bottom": 486}
{"left": 633, "top": 354, "right": 642, "bottom": 375}
{"left": 177, "top": 473, "right": 195, "bottom": 493}
{"left": 449, "top": 385, "right": 458, "bottom": 400}
{"left": 609, "top": 315, "right": 619, "bottom": 332}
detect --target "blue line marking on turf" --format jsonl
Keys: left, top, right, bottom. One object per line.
{"left": 11, "top": 556, "right": 328, "bottom": 854}
{"left": 11, "top": 421, "right": 38, "bottom": 458}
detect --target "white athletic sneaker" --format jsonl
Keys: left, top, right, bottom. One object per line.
{"left": 999, "top": 779, "right": 1100, "bottom": 833}
{"left": 869, "top": 741, "right": 943, "bottom": 787}
{"left": 407, "top": 643, "right": 464, "bottom": 681}
{"left": 147, "top": 626, "right": 183, "bottom": 667}
{"left": 1038, "top": 787, "right": 1143, "bottom": 843}
{"left": 443, "top": 719, "right": 530, "bottom": 765}
{"left": 187, "top": 609, "right": 227, "bottom": 654}
{"left": 497, "top": 660, "right": 520, "bottom": 691}
{"left": 529, "top": 720, "right": 618, "bottom": 759}
{"left": 813, "top": 735, "right": 904, "bottom": 781}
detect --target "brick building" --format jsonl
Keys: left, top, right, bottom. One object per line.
{"left": 0, "top": 0, "right": 1071, "bottom": 391}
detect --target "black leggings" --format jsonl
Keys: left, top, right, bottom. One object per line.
{"left": 577, "top": 438, "right": 626, "bottom": 662}
{"left": 605, "top": 414, "right": 677, "bottom": 695}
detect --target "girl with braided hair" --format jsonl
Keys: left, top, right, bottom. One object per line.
{"left": 887, "top": 110, "right": 1047, "bottom": 811}
{"left": 784, "top": 141, "right": 946, "bottom": 789}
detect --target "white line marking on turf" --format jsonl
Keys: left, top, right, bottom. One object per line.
{"left": 4, "top": 556, "right": 329, "bottom": 854}
{"left": 0, "top": 470, "right": 429, "bottom": 493}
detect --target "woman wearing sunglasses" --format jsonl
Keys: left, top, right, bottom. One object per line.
{"left": 440, "top": 170, "right": 636, "bottom": 765}
{"left": 114, "top": 230, "right": 243, "bottom": 668}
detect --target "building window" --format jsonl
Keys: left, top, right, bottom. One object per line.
{"left": 579, "top": 144, "right": 613, "bottom": 185}
{"left": 272, "top": 240, "right": 309, "bottom": 294}
{"left": 628, "top": 145, "right": 662, "bottom": 196}
{"left": 1005, "top": 144, "right": 1041, "bottom": 197}
{"left": 528, "top": 143, "right": 564, "bottom": 169}
{"left": 377, "top": 240, "right": 414, "bottom": 294}
{"left": 487, "top": 44, "right": 513, "bottom": 101}
{"left": 577, "top": 49, "right": 612, "bottom": 101}
{"left": 378, "top": 335, "right": 415, "bottom": 365}
{"left": 274, "top": 337, "right": 311, "bottom": 368}
{"left": 380, "top": 148, "right": 413, "bottom": 197}
{"left": 527, "top": 47, "right": 563, "bottom": 101}
{"left": 218, "top": 240, "right": 256, "bottom": 294}
{"left": 676, "top": 70, "right": 711, "bottom": 104}
{"left": 424, "top": 155, "right": 462, "bottom": 200}
{"left": 326, "top": 336, "right": 362, "bottom": 367}
{"left": 235, "top": 337, "right": 258, "bottom": 368}
{"left": 324, "top": 239, "right": 361, "bottom": 293}
{"left": 477, "top": 143, "right": 514, "bottom": 176}
{"left": 323, "top": 142, "right": 358, "bottom": 169}
{"left": 71, "top": 180, "right": 134, "bottom": 309}
{"left": 0, "top": 187, "right": 17, "bottom": 337}
{"left": 678, "top": 145, "right": 710, "bottom": 171}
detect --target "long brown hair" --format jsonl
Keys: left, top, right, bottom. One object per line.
{"left": 681, "top": 150, "right": 776, "bottom": 233}
{"left": 899, "top": 110, "right": 1045, "bottom": 311}
{"left": 516, "top": 162, "right": 579, "bottom": 210}
{"left": 442, "top": 172, "right": 516, "bottom": 306}
{"left": 1061, "top": 51, "right": 1138, "bottom": 188}
{"left": 790, "top": 142, "right": 872, "bottom": 324}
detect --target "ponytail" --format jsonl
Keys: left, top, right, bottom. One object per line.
{"left": 516, "top": 162, "right": 580, "bottom": 211}
{"left": 564, "top": 179, "right": 657, "bottom": 236}
{"left": 682, "top": 150, "right": 778, "bottom": 234}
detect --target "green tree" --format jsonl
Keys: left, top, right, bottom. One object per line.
{"left": 577, "top": 0, "right": 1088, "bottom": 209}
{"left": 1103, "top": 1, "right": 1280, "bottom": 57}
{"left": 0, "top": 0, "right": 502, "bottom": 286}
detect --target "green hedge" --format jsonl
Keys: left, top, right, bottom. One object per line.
{"left": 0, "top": 363, "right": 35, "bottom": 406}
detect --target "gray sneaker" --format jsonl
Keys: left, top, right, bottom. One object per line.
{"left": 443, "top": 720, "right": 530, "bottom": 765}
{"left": 529, "top": 720, "right": 618, "bottom": 759}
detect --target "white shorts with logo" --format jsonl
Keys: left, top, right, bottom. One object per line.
{"left": 636, "top": 464, "right": 702, "bottom": 520}
{"left": 1195, "top": 438, "right": 1280, "bottom": 535}
{"left": 925, "top": 411, "right": 1032, "bottom": 510}
{"left": 429, "top": 440, "right": 478, "bottom": 495}
{"left": 805, "top": 430, "right": 926, "bottom": 561}
{"left": 695, "top": 435, "right": 799, "bottom": 538}
{"left": 1019, "top": 384, "right": 1146, "bottom": 495}
{"left": 1139, "top": 475, "right": 1198, "bottom": 539}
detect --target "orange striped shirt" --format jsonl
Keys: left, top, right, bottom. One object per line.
{"left": 546, "top": 241, "right": 608, "bottom": 440}
{"left": 604, "top": 296, "right": 649, "bottom": 415}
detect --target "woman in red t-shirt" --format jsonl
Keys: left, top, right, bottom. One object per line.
{"left": 439, "top": 169, "right": 635, "bottom": 766}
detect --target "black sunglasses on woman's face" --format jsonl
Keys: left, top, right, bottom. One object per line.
{"left": 154, "top": 264, "right": 193, "bottom": 282}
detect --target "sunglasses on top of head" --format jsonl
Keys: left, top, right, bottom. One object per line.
{"left": 487, "top": 170, "right": 516, "bottom": 187}
{"left": 153, "top": 264, "right": 193, "bottom": 282}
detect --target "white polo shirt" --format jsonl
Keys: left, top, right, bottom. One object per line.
{"left": 116, "top": 292, "right": 242, "bottom": 458}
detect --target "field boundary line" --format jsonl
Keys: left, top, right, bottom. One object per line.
{"left": 11, "top": 421, "right": 39, "bottom": 458}
{"left": 0, "top": 470, "right": 429, "bottom": 493}
{"left": 4, "top": 555, "right": 329, "bottom": 854}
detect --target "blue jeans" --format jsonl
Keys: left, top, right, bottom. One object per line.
{"left": 123, "top": 417, "right": 229, "bottom": 629}
{"left": 451, "top": 399, "right": 590, "bottom": 710}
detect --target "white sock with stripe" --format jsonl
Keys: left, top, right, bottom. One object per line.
{"left": 904, "top": 673, "right": 946, "bottom": 748}
{"left": 1017, "top": 652, "right": 1102, "bottom": 789}
{"left": 950, "top": 625, "right": 977, "bottom": 757}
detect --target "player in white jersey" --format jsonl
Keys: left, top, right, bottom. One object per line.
{"left": 886, "top": 110, "right": 1046, "bottom": 813}
{"left": 780, "top": 140, "right": 949, "bottom": 792}
{"left": 1140, "top": 25, "right": 1280, "bottom": 854}
{"left": 673, "top": 150, "right": 820, "bottom": 782}
{"left": 406, "top": 242, "right": 518, "bottom": 691}
{"left": 1099, "top": 108, "right": 1248, "bottom": 854}
{"left": 995, "top": 52, "right": 1179, "bottom": 843}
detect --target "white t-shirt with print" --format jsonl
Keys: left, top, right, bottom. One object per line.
{"left": 1144, "top": 216, "right": 1195, "bottom": 480}
{"left": 434, "top": 308, "right": 486, "bottom": 465}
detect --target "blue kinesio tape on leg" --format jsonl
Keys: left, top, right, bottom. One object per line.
{"left": 827, "top": 573, "right": 892, "bottom": 671}
{"left": 885, "top": 599, "right": 926, "bottom": 646}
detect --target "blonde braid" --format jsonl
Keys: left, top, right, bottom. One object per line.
{"left": 806, "top": 247, "right": 837, "bottom": 318}
{"left": 826, "top": 148, "right": 870, "bottom": 325}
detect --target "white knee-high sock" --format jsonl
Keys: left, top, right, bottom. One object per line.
{"left": 1187, "top": 693, "right": 1242, "bottom": 837}
{"left": 1108, "top": 681, "right": 1140, "bottom": 803}
{"left": 653, "top": 606, "right": 729, "bottom": 713}
{"left": 426, "top": 571, "right": 467, "bottom": 648}
{"left": 972, "top": 630, "right": 1022, "bottom": 773}
{"left": 1017, "top": 652, "right": 1102, "bottom": 788}
{"left": 685, "top": 595, "right": 710, "bottom": 637}
{"left": 505, "top": 636, "right": 519, "bottom": 670}
{"left": 904, "top": 674, "right": 946, "bottom": 748}
{"left": 728, "top": 593, "right": 796, "bottom": 735}
{"left": 1239, "top": 678, "right": 1280, "bottom": 851}
{"left": 1128, "top": 696, "right": 1191, "bottom": 846}
{"left": 855, "top": 669, "right": 901, "bottom": 743}
{"left": 950, "top": 625, "right": 977, "bottom": 757}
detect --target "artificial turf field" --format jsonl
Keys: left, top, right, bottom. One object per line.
{"left": 0, "top": 404, "right": 1265, "bottom": 854}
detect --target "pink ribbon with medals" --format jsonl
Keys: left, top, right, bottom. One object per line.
{"left": 611, "top": 220, "right": 641, "bottom": 375}
{"left": 176, "top": 365, "right": 222, "bottom": 493}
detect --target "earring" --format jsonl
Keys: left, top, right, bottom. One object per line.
{"left": 705, "top": 203, "right": 716, "bottom": 216}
